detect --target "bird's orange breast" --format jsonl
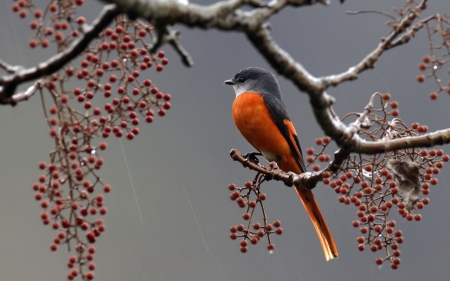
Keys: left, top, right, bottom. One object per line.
{"left": 232, "top": 92, "right": 301, "bottom": 174}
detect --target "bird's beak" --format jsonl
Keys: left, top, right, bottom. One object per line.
{"left": 224, "top": 79, "right": 235, "bottom": 85}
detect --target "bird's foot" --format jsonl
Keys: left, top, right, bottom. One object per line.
{"left": 243, "top": 152, "right": 262, "bottom": 164}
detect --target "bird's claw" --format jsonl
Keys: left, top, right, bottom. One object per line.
{"left": 243, "top": 152, "right": 262, "bottom": 164}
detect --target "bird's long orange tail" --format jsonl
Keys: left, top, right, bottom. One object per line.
{"left": 294, "top": 186, "right": 338, "bottom": 261}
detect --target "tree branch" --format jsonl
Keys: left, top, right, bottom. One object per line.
{"left": 353, "top": 129, "right": 450, "bottom": 154}
{"left": 0, "top": 5, "right": 121, "bottom": 105}
{"left": 0, "top": 59, "right": 24, "bottom": 74}
{"left": 230, "top": 149, "right": 324, "bottom": 189}
{"left": 100, "top": 0, "right": 448, "bottom": 156}
{"left": 8, "top": 80, "right": 44, "bottom": 105}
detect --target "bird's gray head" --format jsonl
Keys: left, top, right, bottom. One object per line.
{"left": 224, "top": 67, "right": 282, "bottom": 99}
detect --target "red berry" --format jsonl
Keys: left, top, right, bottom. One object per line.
{"left": 430, "top": 92, "right": 438, "bottom": 100}
{"left": 417, "top": 75, "right": 425, "bottom": 83}
{"left": 259, "top": 193, "right": 266, "bottom": 201}
{"left": 390, "top": 101, "right": 398, "bottom": 109}
{"left": 69, "top": 256, "right": 77, "bottom": 263}
{"left": 157, "top": 51, "right": 165, "bottom": 58}
{"left": 86, "top": 272, "right": 94, "bottom": 280}
{"left": 163, "top": 102, "right": 171, "bottom": 110}
{"left": 138, "top": 29, "right": 146, "bottom": 37}
{"left": 19, "top": 10, "right": 27, "bottom": 18}
{"left": 49, "top": 3, "right": 57, "bottom": 12}
{"left": 391, "top": 264, "right": 398, "bottom": 270}
{"left": 41, "top": 39, "right": 49, "bottom": 48}
{"left": 29, "top": 39, "right": 38, "bottom": 48}
{"left": 373, "top": 225, "right": 382, "bottom": 233}
{"left": 392, "top": 109, "right": 399, "bottom": 117}
{"left": 30, "top": 21, "right": 38, "bottom": 30}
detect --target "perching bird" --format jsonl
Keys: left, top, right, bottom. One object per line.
{"left": 225, "top": 67, "right": 338, "bottom": 261}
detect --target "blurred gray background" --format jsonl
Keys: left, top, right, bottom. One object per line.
{"left": 0, "top": 0, "right": 449, "bottom": 280}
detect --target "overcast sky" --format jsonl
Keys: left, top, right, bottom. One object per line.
{"left": 0, "top": 0, "right": 449, "bottom": 280}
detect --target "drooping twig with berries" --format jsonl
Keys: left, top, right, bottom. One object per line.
{"left": 8, "top": 1, "right": 174, "bottom": 280}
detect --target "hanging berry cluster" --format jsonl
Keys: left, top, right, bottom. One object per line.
{"left": 306, "top": 93, "right": 447, "bottom": 269}
{"left": 228, "top": 175, "right": 282, "bottom": 254}
{"left": 414, "top": 15, "right": 450, "bottom": 100}
{"left": 13, "top": 0, "right": 171, "bottom": 279}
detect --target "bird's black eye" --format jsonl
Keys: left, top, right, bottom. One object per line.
{"left": 238, "top": 77, "right": 245, "bottom": 83}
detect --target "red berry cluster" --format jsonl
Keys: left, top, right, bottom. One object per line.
{"left": 305, "top": 136, "right": 332, "bottom": 172}
{"left": 415, "top": 32, "right": 450, "bottom": 99}
{"left": 228, "top": 179, "right": 281, "bottom": 254}
{"left": 12, "top": 0, "right": 84, "bottom": 49}
{"left": 416, "top": 14, "right": 450, "bottom": 99}
{"left": 35, "top": 133, "right": 108, "bottom": 278}
{"left": 306, "top": 93, "right": 447, "bottom": 269}
{"left": 14, "top": 1, "right": 172, "bottom": 279}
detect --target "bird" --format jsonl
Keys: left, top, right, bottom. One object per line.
{"left": 224, "top": 67, "right": 338, "bottom": 261}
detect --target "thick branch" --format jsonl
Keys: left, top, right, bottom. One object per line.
{"left": 0, "top": 5, "right": 120, "bottom": 104}
{"left": 353, "top": 129, "right": 450, "bottom": 154}
{"left": 102, "top": 0, "right": 449, "bottom": 156}
{"left": 101, "top": 0, "right": 321, "bottom": 30}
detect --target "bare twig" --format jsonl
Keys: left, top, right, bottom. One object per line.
{"left": 0, "top": 58, "right": 24, "bottom": 74}
{"left": 345, "top": 10, "right": 397, "bottom": 20}
{"left": 321, "top": 0, "right": 428, "bottom": 88}
{"left": 7, "top": 80, "right": 45, "bottom": 105}
{"left": 151, "top": 25, "right": 193, "bottom": 67}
